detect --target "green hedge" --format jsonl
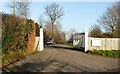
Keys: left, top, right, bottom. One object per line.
{"left": 87, "top": 50, "right": 120, "bottom": 58}
{"left": 2, "top": 13, "right": 33, "bottom": 53}
{"left": 2, "top": 13, "right": 34, "bottom": 67}
{"left": 2, "top": 50, "right": 28, "bottom": 67}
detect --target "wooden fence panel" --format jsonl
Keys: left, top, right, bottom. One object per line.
{"left": 88, "top": 37, "right": 120, "bottom": 50}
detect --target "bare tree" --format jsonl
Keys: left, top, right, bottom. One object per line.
{"left": 44, "top": 3, "right": 64, "bottom": 37}
{"left": 44, "top": 20, "right": 62, "bottom": 37}
{"left": 114, "top": 1, "right": 120, "bottom": 38}
{"left": 97, "top": 2, "right": 119, "bottom": 37}
{"left": 8, "top": 0, "right": 17, "bottom": 16}
{"left": 8, "top": 0, "right": 31, "bottom": 18}
{"left": 16, "top": 0, "right": 31, "bottom": 18}
{"left": 44, "top": 20, "right": 65, "bottom": 43}
{"left": 0, "top": 13, "right": 1, "bottom": 65}
{"left": 89, "top": 25, "right": 103, "bottom": 38}
{"left": 39, "top": 15, "right": 45, "bottom": 27}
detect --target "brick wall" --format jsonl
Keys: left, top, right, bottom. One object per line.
{"left": 27, "top": 20, "right": 36, "bottom": 53}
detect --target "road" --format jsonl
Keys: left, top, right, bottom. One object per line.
{"left": 3, "top": 45, "right": 119, "bottom": 72}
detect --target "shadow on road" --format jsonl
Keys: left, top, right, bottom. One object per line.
{"left": 47, "top": 45, "right": 85, "bottom": 52}
{"left": 2, "top": 57, "right": 54, "bottom": 72}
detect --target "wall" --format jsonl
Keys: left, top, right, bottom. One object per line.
{"left": 88, "top": 37, "right": 120, "bottom": 50}
{"left": 34, "top": 37, "right": 40, "bottom": 50}
{"left": 27, "top": 21, "right": 36, "bottom": 53}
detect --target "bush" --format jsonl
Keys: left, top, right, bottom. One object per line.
{"left": 2, "top": 13, "right": 33, "bottom": 53}
{"left": 35, "top": 22, "right": 40, "bottom": 36}
{"left": 2, "top": 13, "right": 34, "bottom": 67}
{"left": 2, "top": 50, "right": 28, "bottom": 67}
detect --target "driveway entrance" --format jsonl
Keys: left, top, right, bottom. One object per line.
{"left": 3, "top": 45, "right": 119, "bottom": 72}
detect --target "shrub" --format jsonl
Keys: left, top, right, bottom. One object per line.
{"left": 2, "top": 13, "right": 34, "bottom": 67}
{"left": 2, "top": 14, "right": 34, "bottom": 53}
{"left": 2, "top": 50, "right": 28, "bottom": 67}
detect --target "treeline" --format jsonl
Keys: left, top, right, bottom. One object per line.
{"left": 35, "top": 19, "right": 67, "bottom": 44}
{"left": 44, "top": 21, "right": 66, "bottom": 44}
{"left": 2, "top": 13, "right": 34, "bottom": 67}
{"left": 89, "top": 2, "right": 120, "bottom": 38}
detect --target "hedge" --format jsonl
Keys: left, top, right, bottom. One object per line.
{"left": 2, "top": 13, "right": 34, "bottom": 67}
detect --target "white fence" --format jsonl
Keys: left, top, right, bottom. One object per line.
{"left": 73, "top": 32, "right": 120, "bottom": 52}
{"left": 88, "top": 37, "right": 120, "bottom": 51}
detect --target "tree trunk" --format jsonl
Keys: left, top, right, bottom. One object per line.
{"left": 52, "top": 22, "right": 54, "bottom": 38}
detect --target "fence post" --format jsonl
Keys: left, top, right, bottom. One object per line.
{"left": 39, "top": 26, "right": 44, "bottom": 51}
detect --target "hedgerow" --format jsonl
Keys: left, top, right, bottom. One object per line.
{"left": 2, "top": 13, "right": 34, "bottom": 67}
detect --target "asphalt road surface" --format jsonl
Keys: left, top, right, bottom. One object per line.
{"left": 3, "top": 45, "right": 119, "bottom": 72}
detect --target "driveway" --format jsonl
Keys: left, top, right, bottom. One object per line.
{"left": 3, "top": 45, "right": 119, "bottom": 72}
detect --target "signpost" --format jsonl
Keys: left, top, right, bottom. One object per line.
{"left": 92, "top": 39, "right": 101, "bottom": 46}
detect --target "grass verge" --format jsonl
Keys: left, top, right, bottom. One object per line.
{"left": 86, "top": 50, "right": 120, "bottom": 58}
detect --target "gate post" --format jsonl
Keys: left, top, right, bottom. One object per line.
{"left": 39, "top": 26, "right": 44, "bottom": 51}
{"left": 85, "top": 31, "right": 88, "bottom": 52}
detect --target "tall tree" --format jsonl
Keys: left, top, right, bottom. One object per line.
{"left": 114, "top": 1, "right": 120, "bottom": 38}
{"left": 44, "top": 3, "right": 64, "bottom": 37}
{"left": 35, "top": 22, "right": 40, "bottom": 36}
{"left": 39, "top": 15, "right": 45, "bottom": 27}
{"left": 16, "top": 0, "right": 31, "bottom": 18}
{"left": 8, "top": 0, "right": 17, "bottom": 16}
{"left": 9, "top": 0, "right": 31, "bottom": 18}
{"left": 44, "top": 20, "right": 66, "bottom": 44}
{"left": 97, "top": 2, "right": 119, "bottom": 37}
{"left": 0, "top": 12, "right": 1, "bottom": 44}
{"left": 89, "top": 25, "right": 103, "bottom": 38}
{"left": 44, "top": 21, "right": 62, "bottom": 38}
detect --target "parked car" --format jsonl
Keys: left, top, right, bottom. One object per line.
{"left": 46, "top": 38, "right": 55, "bottom": 45}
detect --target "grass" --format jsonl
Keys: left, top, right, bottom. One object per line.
{"left": 86, "top": 50, "right": 120, "bottom": 58}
